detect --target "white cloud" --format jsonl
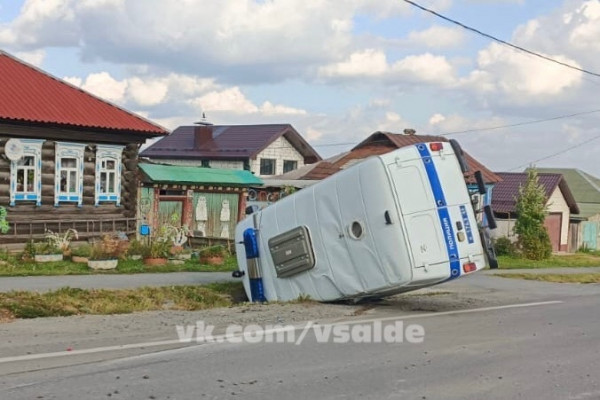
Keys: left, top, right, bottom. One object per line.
{"left": 79, "top": 72, "right": 127, "bottom": 103}
{"left": 319, "top": 50, "right": 457, "bottom": 86}
{"left": 391, "top": 53, "right": 456, "bottom": 85}
{"left": 14, "top": 49, "right": 45, "bottom": 66}
{"left": 377, "top": 111, "right": 411, "bottom": 132}
{"left": 569, "top": 1, "right": 600, "bottom": 51}
{"left": 63, "top": 76, "right": 82, "bottom": 87}
{"left": 190, "top": 87, "right": 259, "bottom": 114}
{"left": 305, "top": 127, "right": 324, "bottom": 141}
{"left": 127, "top": 77, "right": 168, "bottom": 107}
{"left": 260, "top": 101, "right": 307, "bottom": 116}
{"left": 461, "top": 43, "right": 582, "bottom": 106}
{"left": 429, "top": 113, "right": 446, "bottom": 125}
{"left": 319, "top": 49, "right": 388, "bottom": 78}
{"left": 188, "top": 87, "right": 306, "bottom": 117}
{"left": 407, "top": 26, "right": 465, "bottom": 48}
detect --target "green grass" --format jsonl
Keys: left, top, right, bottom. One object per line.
{"left": 0, "top": 254, "right": 238, "bottom": 277}
{"left": 496, "top": 273, "right": 600, "bottom": 284}
{"left": 0, "top": 282, "right": 246, "bottom": 319}
{"left": 498, "top": 254, "right": 600, "bottom": 269}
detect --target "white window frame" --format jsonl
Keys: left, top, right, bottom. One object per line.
{"left": 9, "top": 139, "right": 44, "bottom": 206}
{"left": 95, "top": 145, "right": 124, "bottom": 206}
{"left": 54, "top": 142, "right": 85, "bottom": 207}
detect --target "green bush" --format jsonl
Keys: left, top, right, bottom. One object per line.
{"left": 514, "top": 169, "right": 552, "bottom": 260}
{"left": 493, "top": 236, "right": 516, "bottom": 257}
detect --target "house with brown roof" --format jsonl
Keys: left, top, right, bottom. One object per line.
{"left": 269, "top": 131, "right": 501, "bottom": 206}
{"left": 140, "top": 122, "right": 321, "bottom": 178}
{"left": 0, "top": 51, "right": 169, "bottom": 244}
{"left": 535, "top": 168, "right": 600, "bottom": 251}
{"left": 491, "top": 172, "right": 579, "bottom": 252}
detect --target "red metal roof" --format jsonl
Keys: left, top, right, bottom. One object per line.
{"left": 492, "top": 172, "right": 579, "bottom": 214}
{"left": 349, "top": 132, "right": 502, "bottom": 184}
{"left": 301, "top": 162, "right": 342, "bottom": 180}
{"left": 140, "top": 124, "right": 321, "bottom": 162}
{"left": 0, "top": 51, "right": 168, "bottom": 135}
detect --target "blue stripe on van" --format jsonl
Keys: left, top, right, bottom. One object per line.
{"left": 460, "top": 205, "right": 475, "bottom": 244}
{"left": 416, "top": 144, "right": 461, "bottom": 280}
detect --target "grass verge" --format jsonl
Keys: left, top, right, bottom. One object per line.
{"left": 0, "top": 282, "right": 246, "bottom": 319}
{"left": 0, "top": 255, "right": 238, "bottom": 277}
{"left": 496, "top": 273, "right": 600, "bottom": 284}
{"left": 498, "top": 254, "right": 600, "bottom": 269}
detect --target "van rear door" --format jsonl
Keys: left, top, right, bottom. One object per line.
{"left": 386, "top": 156, "right": 448, "bottom": 270}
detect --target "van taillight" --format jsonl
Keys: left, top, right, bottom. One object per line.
{"left": 429, "top": 142, "right": 443, "bottom": 151}
{"left": 463, "top": 262, "right": 477, "bottom": 273}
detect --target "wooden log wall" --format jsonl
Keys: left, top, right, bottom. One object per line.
{"left": 0, "top": 138, "right": 141, "bottom": 242}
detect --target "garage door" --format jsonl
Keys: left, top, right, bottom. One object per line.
{"left": 544, "top": 213, "right": 562, "bottom": 252}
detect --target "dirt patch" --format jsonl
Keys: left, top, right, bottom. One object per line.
{"left": 0, "top": 308, "right": 14, "bottom": 323}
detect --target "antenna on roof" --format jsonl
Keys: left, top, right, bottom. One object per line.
{"left": 195, "top": 112, "right": 213, "bottom": 126}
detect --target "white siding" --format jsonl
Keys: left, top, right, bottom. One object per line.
{"left": 491, "top": 218, "right": 517, "bottom": 241}
{"left": 250, "top": 136, "right": 305, "bottom": 177}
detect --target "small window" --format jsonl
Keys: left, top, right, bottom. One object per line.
{"left": 16, "top": 156, "right": 36, "bottom": 193}
{"left": 95, "top": 145, "right": 124, "bottom": 206}
{"left": 9, "top": 139, "right": 44, "bottom": 206}
{"left": 283, "top": 160, "right": 298, "bottom": 173}
{"left": 60, "top": 158, "right": 78, "bottom": 193}
{"left": 55, "top": 143, "right": 85, "bottom": 206}
{"left": 260, "top": 159, "right": 276, "bottom": 175}
{"left": 201, "top": 159, "right": 210, "bottom": 168}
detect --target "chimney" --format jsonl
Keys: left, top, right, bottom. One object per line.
{"left": 403, "top": 128, "right": 416, "bottom": 136}
{"left": 193, "top": 113, "right": 213, "bottom": 149}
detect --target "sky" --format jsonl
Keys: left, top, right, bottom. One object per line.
{"left": 1, "top": 0, "right": 600, "bottom": 176}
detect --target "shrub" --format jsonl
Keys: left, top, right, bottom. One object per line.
{"left": 89, "top": 235, "right": 127, "bottom": 260}
{"left": 71, "top": 244, "right": 92, "bottom": 257}
{"left": 199, "top": 245, "right": 226, "bottom": 258}
{"left": 493, "top": 236, "right": 517, "bottom": 257}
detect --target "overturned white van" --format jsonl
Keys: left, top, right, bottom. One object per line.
{"left": 233, "top": 140, "right": 497, "bottom": 302}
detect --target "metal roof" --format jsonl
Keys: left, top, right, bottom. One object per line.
{"left": 140, "top": 124, "right": 321, "bottom": 161}
{"left": 351, "top": 132, "right": 502, "bottom": 184}
{"left": 280, "top": 133, "right": 501, "bottom": 184}
{"left": 0, "top": 51, "right": 168, "bottom": 135}
{"left": 492, "top": 172, "right": 579, "bottom": 215}
{"left": 535, "top": 168, "right": 600, "bottom": 219}
{"left": 138, "top": 163, "right": 263, "bottom": 186}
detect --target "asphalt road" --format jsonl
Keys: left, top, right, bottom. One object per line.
{"left": 0, "top": 272, "right": 235, "bottom": 292}
{"left": 1, "top": 273, "right": 599, "bottom": 400}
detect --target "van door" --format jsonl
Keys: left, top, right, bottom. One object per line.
{"left": 387, "top": 159, "right": 448, "bottom": 269}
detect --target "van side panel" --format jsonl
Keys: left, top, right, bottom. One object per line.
{"left": 358, "top": 159, "right": 412, "bottom": 286}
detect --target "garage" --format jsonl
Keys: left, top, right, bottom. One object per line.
{"left": 544, "top": 213, "right": 562, "bottom": 252}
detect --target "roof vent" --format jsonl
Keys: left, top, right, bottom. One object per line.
{"left": 194, "top": 112, "right": 213, "bottom": 126}
{"left": 403, "top": 128, "right": 416, "bottom": 136}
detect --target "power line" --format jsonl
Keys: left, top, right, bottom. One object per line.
{"left": 402, "top": 0, "right": 600, "bottom": 79}
{"left": 440, "top": 108, "right": 600, "bottom": 136}
{"left": 508, "top": 133, "right": 600, "bottom": 171}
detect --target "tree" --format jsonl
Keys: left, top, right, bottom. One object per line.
{"left": 514, "top": 169, "right": 552, "bottom": 260}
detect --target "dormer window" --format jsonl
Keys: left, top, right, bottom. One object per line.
{"left": 95, "top": 145, "right": 123, "bottom": 206}
{"left": 54, "top": 142, "right": 85, "bottom": 206}
{"left": 9, "top": 139, "right": 43, "bottom": 206}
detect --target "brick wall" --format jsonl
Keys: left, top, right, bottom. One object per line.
{"left": 250, "top": 136, "right": 304, "bottom": 177}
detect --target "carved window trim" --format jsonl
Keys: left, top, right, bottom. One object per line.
{"left": 9, "top": 139, "right": 44, "bottom": 206}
